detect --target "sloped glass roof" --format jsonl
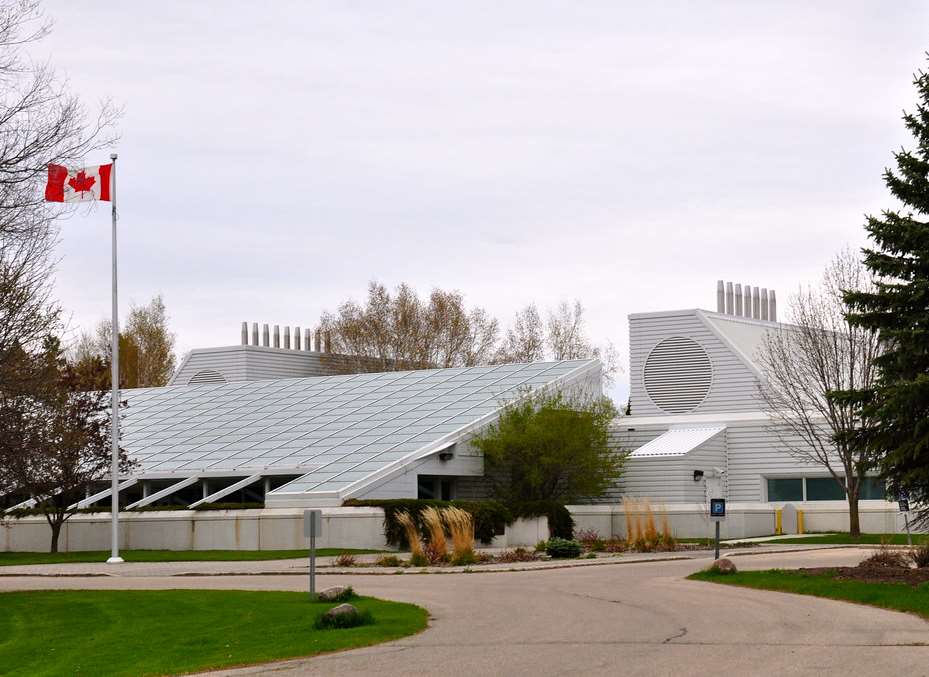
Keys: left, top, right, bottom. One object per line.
{"left": 122, "top": 361, "right": 597, "bottom": 495}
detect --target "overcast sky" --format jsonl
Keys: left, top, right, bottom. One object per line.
{"left": 36, "top": 1, "right": 929, "bottom": 400}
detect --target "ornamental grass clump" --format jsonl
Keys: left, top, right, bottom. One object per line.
{"left": 334, "top": 552, "right": 356, "bottom": 567}
{"left": 444, "top": 506, "right": 476, "bottom": 565}
{"left": 421, "top": 506, "right": 449, "bottom": 564}
{"left": 910, "top": 543, "right": 929, "bottom": 569}
{"left": 396, "top": 510, "right": 428, "bottom": 567}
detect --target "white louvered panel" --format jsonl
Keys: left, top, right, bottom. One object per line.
{"left": 643, "top": 337, "right": 713, "bottom": 414}
{"left": 187, "top": 369, "right": 227, "bottom": 385}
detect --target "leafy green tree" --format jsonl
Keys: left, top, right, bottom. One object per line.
{"left": 470, "top": 391, "right": 621, "bottom": 505}
{"left": 838, "top": 65, "right": 929, "bottom": 523}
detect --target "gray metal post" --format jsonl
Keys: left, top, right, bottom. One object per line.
{"left": 714, "top": 521, "right": 720, "bottom": 560}
{"left": 905, "top": 512, "right": 913, "bottom": 548}
{"left": 107, "top": 153, "right": 123, "bottom": 564}
{"left": 309, "top": 521, "right": 316, "bottom": 597}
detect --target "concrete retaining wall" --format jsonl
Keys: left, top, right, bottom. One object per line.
{"left": 568, "top": 501, "right": 915, "bottom": 540}
{"left": 0, "top": 509, "right": 550, "bottom": 553}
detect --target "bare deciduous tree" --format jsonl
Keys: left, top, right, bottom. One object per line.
{"left": 0, "top": 337, "right": 132, "bottom": 552}
{"left": 76, "top": 295, "right": 177, "bottom": 388}
{"left": 497, "top": 300, "right": 619, "bottom": 382}
{"left": 757, "top": 249, "right": 881, "bottom": 536}
{"left": 319, "top": 282, "right": 500, "bottom": 373}
{"left": 0, "top": 0, "right": 118, "bottom": 378}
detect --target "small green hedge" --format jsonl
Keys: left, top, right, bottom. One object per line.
{"left": 545, "top": 537, "right": 582, "bottom": 559}
{"left": 343, "top": 499, "right": 512, "bottom": 546}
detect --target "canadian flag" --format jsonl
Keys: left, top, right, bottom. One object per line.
{"left": 45, "top": 163, "right": 112, "bottom": 202}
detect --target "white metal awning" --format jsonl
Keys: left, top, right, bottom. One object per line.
{"left": 629, "top": 425, "right": 726, "bottom": 458}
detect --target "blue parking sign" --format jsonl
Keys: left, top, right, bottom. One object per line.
{"left": 710, "top": 498, "right": 726, "bottom": 518}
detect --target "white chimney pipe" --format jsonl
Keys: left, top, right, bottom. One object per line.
{"left": 241, "top": 322, "right": 248, "bottom": 346}
{"left": 294, "top": 327, "right": 301, "bottom": 350}
{"left": 769, "top": 290, "right": 777, "bottom": 322}
{"left": 251, "top": 322, "right": 259, "bottom": 346}
{"left": 734, "top": 283, "right": 743, "bottom": 317}
{"left": 716, "top": 280, "right": 725, "bottom": 313}
{"left": 725, "top": 282, "right": 734, "bottom": 314}
{"left": 273, "top": 325, "right": 280, "bottom": 348}
{"left": 305, "top": 328, "right": 312, "bottom": 351}
{"left": 743, "top": 286, "right": 752, "bottom": 318}
{"left": 760, "top": 289, "right": 769, "bottom": 321}
{"left": 752, "top": 287, "right": 761, "bottom": 319}
{"left": 262, "top": 324, "right": 270, "bottom": 347}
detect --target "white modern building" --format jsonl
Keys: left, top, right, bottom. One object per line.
{"left": 1, "top": 286, "right": 907, "bottom": 551}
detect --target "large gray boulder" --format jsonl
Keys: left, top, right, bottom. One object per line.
{"left": 318, "top": 586, "right": 351, "bottom": 602}
{"left": 324, "top": 603, "right": 358, "bottom": 619}
{"left": 712, "top": 558, "right": 737, "bottom": 574}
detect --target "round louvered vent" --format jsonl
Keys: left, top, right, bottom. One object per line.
{"left": 188, "top": 369, "right": 227, "bottom": 385}
{"left": 643, "top": 337, "right": 712, "bottom": 414}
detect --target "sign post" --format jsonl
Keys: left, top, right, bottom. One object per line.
{"left": 304, "top": 509, "right": 322, "bottom": 598}
{"left": 899, "top": 495, "right": 912, "bottom": 548}
{"left": 710, "top": 498, "right": 726, "bottom": 560}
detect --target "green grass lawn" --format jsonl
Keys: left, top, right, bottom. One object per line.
{"left": 0, "top": 548, "right": 383, "bottom": 566}
{"left": 689, "top": 568, "right": 929, "bottom": 620}
{"left": 0, "top": 589, "right": 427, "bottom": 677}
{"left": 772, "top": 533, "right": 929, "bottom": 545}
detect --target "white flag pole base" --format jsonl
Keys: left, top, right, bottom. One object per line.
{"left": 106, "top": 556, "right": 124, "bottom": 564}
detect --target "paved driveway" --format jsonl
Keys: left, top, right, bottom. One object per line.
{"left": 2, "top": 548, "right": 927, "bottom": 677}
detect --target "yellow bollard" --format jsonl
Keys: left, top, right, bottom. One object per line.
{"left": 797, "top": 510, "right": 805, "bottom": 535}
{"left": 775, "top": 509, "right": 783, "bottom": 535}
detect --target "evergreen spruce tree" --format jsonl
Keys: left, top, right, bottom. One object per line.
{"left": 840, "top": 65, "right": 929, "bottom": 522}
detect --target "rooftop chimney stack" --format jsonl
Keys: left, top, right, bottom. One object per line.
{"left": 273, "top": 325, "right": 280, "bottom": 348}
{"left": 305, "top": 328, "right": 312, "bottom": 351}
{"left": 284, "top": 326, "right": 291, "bottom": 350}
{"left": 262, "top": 324, "right": 270, "bottom": 347}
{"left": 315, "top": 330, "right": 322, "bottom": 352}
{"left": 251, "top": 323, "right": 259, "bottom": 346}
{"left": 715, "top": 281, "right": 777, "bottom": 321}
{"left": 241, "top": 322, "right": 248, "bottom": 345}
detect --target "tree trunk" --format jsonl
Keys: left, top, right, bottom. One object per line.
{"left": 49, "top": 521, "right": 63, "bottom": 553}
{"left": 847, "top": 491, "right": 861, "bottom": 538}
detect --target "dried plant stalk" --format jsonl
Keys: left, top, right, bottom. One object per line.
{"left": 395, "top": 510, "right": 424, "bottom": 558}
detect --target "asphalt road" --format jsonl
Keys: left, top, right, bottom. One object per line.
{"left": 2, "top": 548, "right": 927, "bottom": 676}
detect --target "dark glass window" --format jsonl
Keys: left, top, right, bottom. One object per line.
{"left": 806, "top": 477, "right": 846, "bottom": 501}
{"left": 860, "top": 477, "right": 886, "bottom": 500}
{"left": 417, "top": 476, "right": 437, "bottom": 500}
{"left": 767, "top": 478, "right": 803, "bottom": 502}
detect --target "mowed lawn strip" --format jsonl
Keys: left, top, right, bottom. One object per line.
{"left": 689, "top": 568, "right": 929, "bottom": 620}
{"left": 0, "top": 548, "right": 383, "bottom": 566}
{"left": 769, "top": 533, "right": 929, "bottom": 546}
{"left": 0, "top": 590, "right": 427, "bottom": 677}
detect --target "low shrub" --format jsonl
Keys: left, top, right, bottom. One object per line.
{"left": 575, "top": 528, "right": 600, "bottom": 546}
{"left": 911, "top": 544, "right": 929, "bottom": 569}
{"left": 495, "top": 547, "right": 539, "bottom": 563}
{"left": 860, "top": 548, "right": 910, "bottom": 568}
{"left": 534, "top": 540, "right": 547, "bottom": 553}
{"left": 314, "top": 607, "right": 374, "bottom": 630}
{"left": 602, "top": 538, "right": 626, "bottom": 553}
{"left": 409, "top": 553, "right": 430, "bottom": 567}
{"left": 334, "top": 552, "right": 356, "bottom": 567}
{"left": 545, "top": 537, "right": 582, "bottom": 559}
{"left": 375, "top": 555, "right": 403, "bottom": 567}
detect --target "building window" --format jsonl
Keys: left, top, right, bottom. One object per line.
{"left": 417, "top": 476, "right": 455, "bottom": 501}
{"left": 767, "top": 478, "right": 803, "bottom": 502}
{"left": 766, "top": 476, "right": 886, "bottom": 502}
{"left": 806, "top": 477, "right": 846, "bottom": 501}
{"left": 860, "top": 477, "right": 886, "bottom": 500}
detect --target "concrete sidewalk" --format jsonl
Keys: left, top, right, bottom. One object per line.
{"left": 0, "top": 543, "right": 857, "bottom": 578}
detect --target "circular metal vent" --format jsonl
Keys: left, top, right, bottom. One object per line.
{"left": 643, "top": 337, "right": 712, "bottom": 414}
{"left": 187, "top": 369, "right": 227, "bottom": 385}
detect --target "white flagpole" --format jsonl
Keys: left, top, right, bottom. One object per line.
{"left": 106, "top": 152, "right": 123, "bottom": 564}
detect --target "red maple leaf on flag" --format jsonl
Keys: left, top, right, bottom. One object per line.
{"left": 68, "top": 170, "right": 96, "bottom": 194}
